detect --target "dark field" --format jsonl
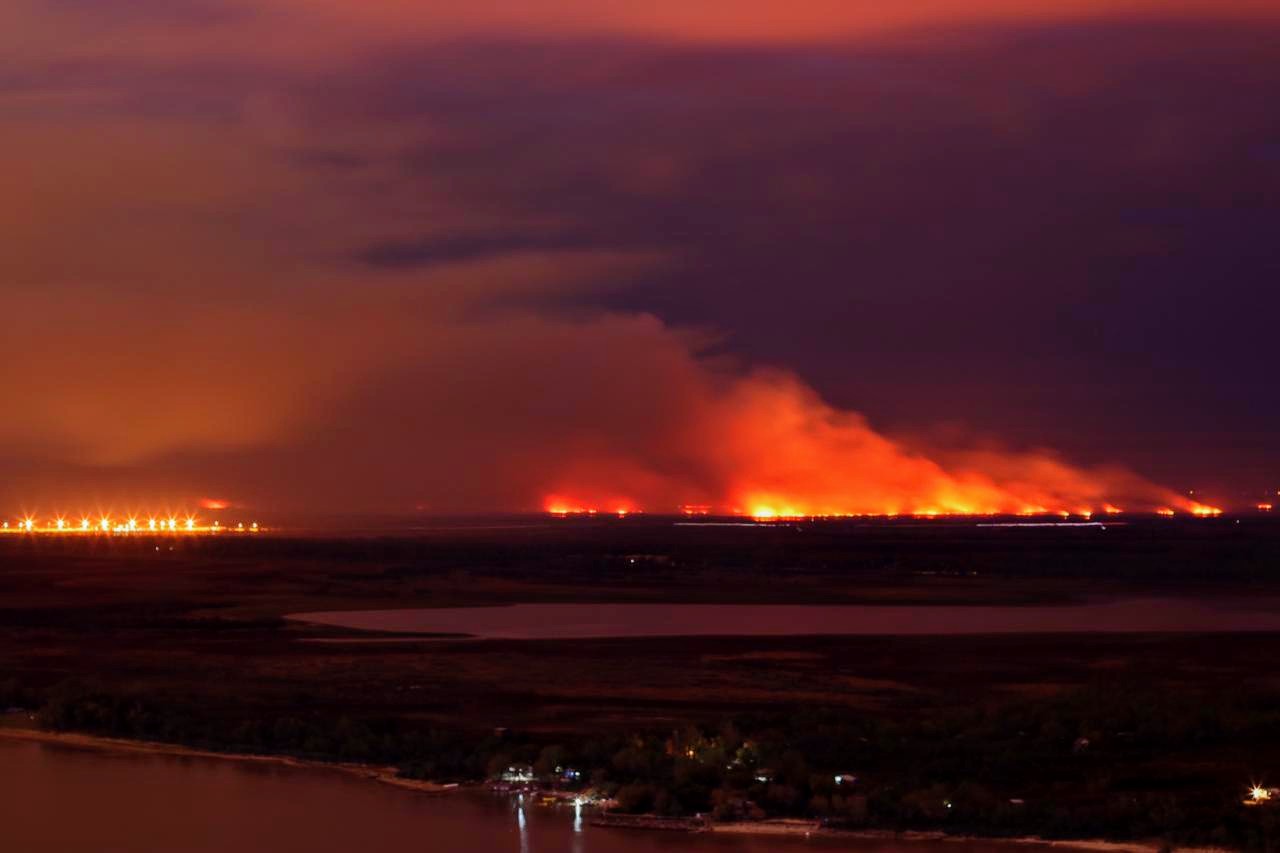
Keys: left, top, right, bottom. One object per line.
{"left": 5, "top": 516, "right": 1280, "bottom": 846}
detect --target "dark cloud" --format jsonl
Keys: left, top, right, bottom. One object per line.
{"left": 2, "top": 7, "right": 1278, "bottom": 512}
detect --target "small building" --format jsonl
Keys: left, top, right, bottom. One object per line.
{"left": 501, "top": 764, "right": 534, "bottom": 784}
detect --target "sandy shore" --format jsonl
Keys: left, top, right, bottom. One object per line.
{"left": 0, "top": 726, "right": 457, "bottom": 795}
{"left": 709, "top": 820, "right": 1202, "bottom": 852}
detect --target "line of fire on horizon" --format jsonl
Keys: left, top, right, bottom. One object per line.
{"left": 545, "top": 500, "right": 1239, "bottom": 521}
{"left": 1, "top": 514, "right": 262, "bottom": 535}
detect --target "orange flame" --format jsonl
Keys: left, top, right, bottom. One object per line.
{"left": 539, "top": 373, "right": 1218, "bottom": 519}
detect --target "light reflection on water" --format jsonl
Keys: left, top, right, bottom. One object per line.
{"left": 0, "top": 739, "right": 1031, "bottom": 853}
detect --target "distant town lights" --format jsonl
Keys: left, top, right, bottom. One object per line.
{"left": 1, "top": 512, "right": 264, "bottom": 536}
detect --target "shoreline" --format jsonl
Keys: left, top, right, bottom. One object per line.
{"left": 0, "top": 726, "right": 457, "bottom": 795}
{"left": 0, "top": 726, "right": 1228, "bottom": 852}
{"left": 710, "top": 821, "right": 1168, "bottom": 852}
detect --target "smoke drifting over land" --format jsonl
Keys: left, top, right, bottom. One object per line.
{"left": 2, "top": 1, "right": 1276, "bottom": 514}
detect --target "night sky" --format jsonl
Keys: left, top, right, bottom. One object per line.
{"left": 3, "top": 1, "right": 1277, "bottom": 514}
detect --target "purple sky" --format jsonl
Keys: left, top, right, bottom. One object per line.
{"left": 2, "top": 2, "right": 1277, "bottom": 514}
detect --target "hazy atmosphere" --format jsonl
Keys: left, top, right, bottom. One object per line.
{"left": 4, "top": 0, "right": 1278, "bottom": 514}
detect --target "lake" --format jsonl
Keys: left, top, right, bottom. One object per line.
{"left": 0, "top": 739, "right": 1021, "bottom": 852}
{"left": 288, "top": 598, "right": 1280, "bottom": 640}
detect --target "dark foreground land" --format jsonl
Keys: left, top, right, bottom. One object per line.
{"left": 4, "top": 516, "right": 1280, "bottom": 848}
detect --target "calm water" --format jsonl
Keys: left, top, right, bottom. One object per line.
{"left": 0, "top": 740, "right": 1015, "bottom": 852}
{"left": 289, "top": 598, "right": 1280, "bottom": 640}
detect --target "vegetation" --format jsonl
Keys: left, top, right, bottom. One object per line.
{"left": 7, "top": 522, "right": 1280, "bottom": 848}
{"left": 18, "top": 676, "right": 1280, "bottom": 849}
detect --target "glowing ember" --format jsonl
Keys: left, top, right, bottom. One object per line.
{"left": 1260, "top": 504, "right": 1274, "bottom": 512}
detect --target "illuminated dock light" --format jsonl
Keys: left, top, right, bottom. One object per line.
{"left": 1246, "top": 783, "right": 1276, "bottom": 806}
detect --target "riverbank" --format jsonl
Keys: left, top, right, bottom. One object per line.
{"left": 709, "top": 821, "right": 1217, "bottom": 852}
{"left": 0, "top": 725, "right": 457, "bottom": 795}
{"left": 0, "top": 725, "right": 1234, "bottom": 853}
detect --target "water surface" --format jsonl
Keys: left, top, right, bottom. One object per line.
{"left": 289, "top": 599, "right": 1280, "bottom": 640}
{"left": 0, "top": 740, "right": 1010, "bottom": 852}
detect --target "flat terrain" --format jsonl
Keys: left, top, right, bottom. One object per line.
{"left": 4, "top": 516, "right": 1280, "bottom": 846}
{"left": 4, "top": 518, "right": 1280, "bottom": 732}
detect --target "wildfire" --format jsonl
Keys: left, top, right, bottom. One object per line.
{"left": 2, "top": 512, "right": 264, "bottom": 535}
{"left": 1260, "top": 504, "right": 1274, "bottom": 512}
{"left": 543, "top": 499, "right": 1232, "bottom": 520}
{"left": 534, "top": 371, "right": 1242, "bottom": 522}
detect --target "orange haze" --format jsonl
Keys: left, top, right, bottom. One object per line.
{"left": 543, "top": 372, "right": 1213, "bottom": 518}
